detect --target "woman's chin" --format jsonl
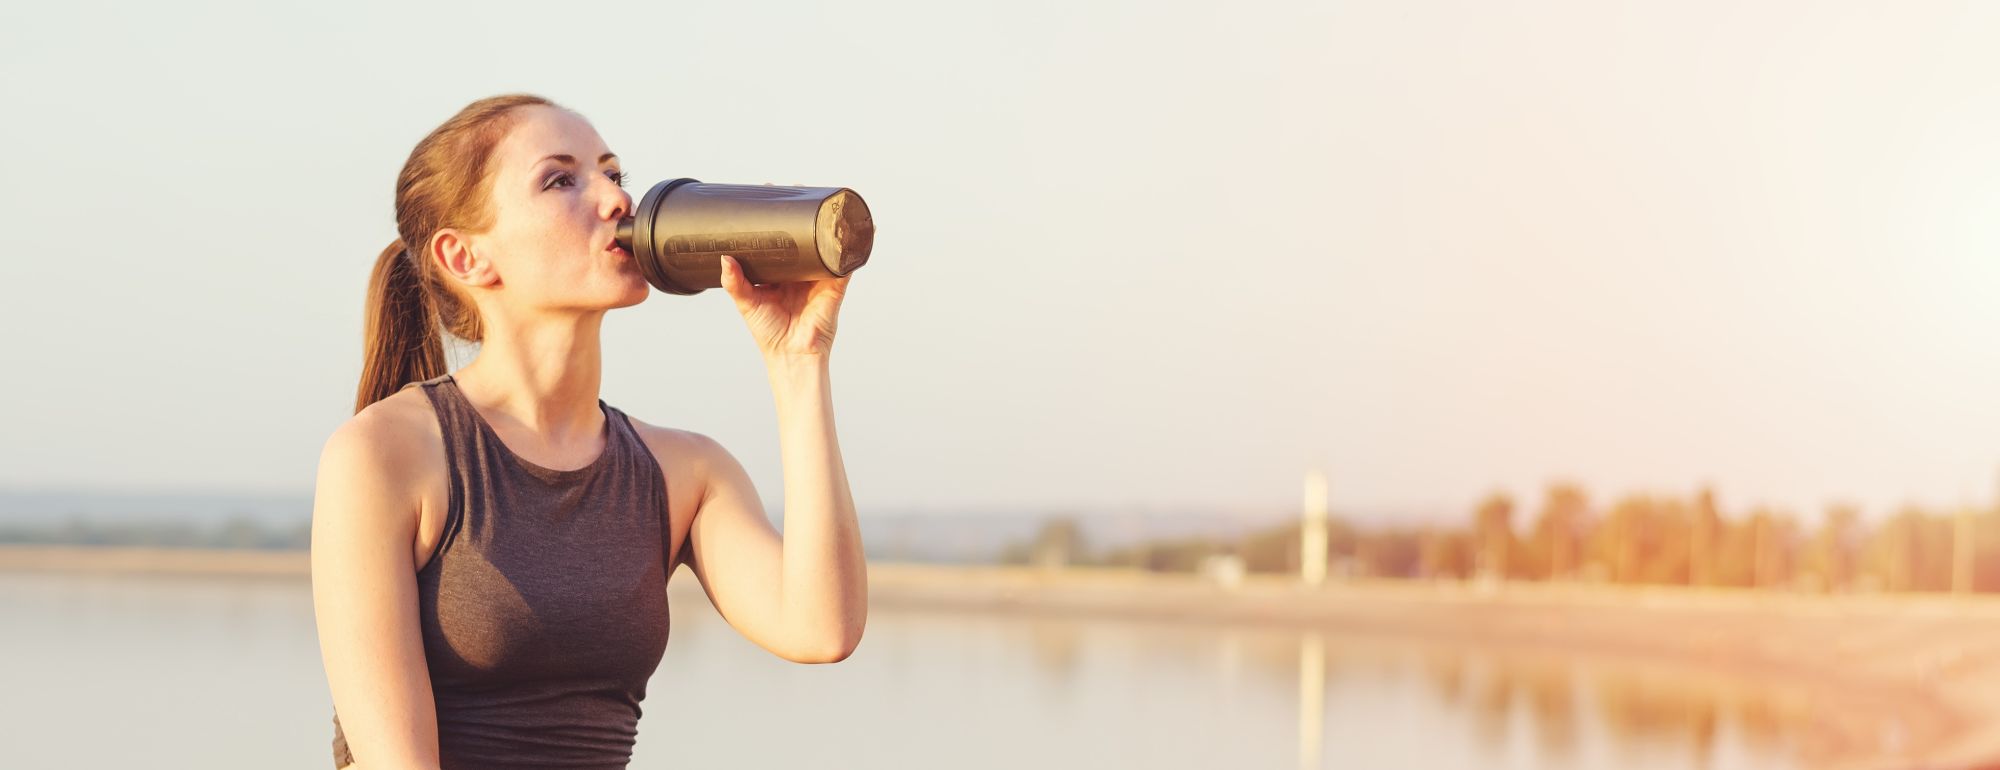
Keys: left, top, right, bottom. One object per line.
{"left": 608, "top": 287, "right": 649, "bottom": 309}
{"left": 613, "top": 280, "right": 650, "bottom": 308}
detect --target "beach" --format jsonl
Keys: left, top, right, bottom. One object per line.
{"left": 5, "top": 544, "right": 1998, "bottom": 769}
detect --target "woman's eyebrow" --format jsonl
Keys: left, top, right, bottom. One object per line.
{"left": 537, "top": 153, "right": 620, "bottom": 166}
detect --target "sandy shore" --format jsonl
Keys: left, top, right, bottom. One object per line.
{"left": 0, "top": 544, "right": 313, "bottom": 577}
{"left": 6, "top": 545, "right": 2000, "bottom": 769}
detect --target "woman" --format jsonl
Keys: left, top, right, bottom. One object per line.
{"left": 310, "top": 94, "right": 867, "bottom": 770}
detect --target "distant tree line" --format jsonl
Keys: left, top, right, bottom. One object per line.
{"left": 1002, "top": 483, "right": 2000, "bottom": 594}
{"left": 0, "top": 514, "right": 309, "bottom": 551}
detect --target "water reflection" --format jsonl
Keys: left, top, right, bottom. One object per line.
{"left": 1028, "top": 617, "right": 1083, "bottom": 684}
{"left": 0, "top": 571, "right": 1819, "bottom": 770}
{"left": 855, "top": 604, "right": 1809, "bottom": 769}
{"left": 1298, "top": 632, "right": 1323, "bottom": 770}
{"left": 1134, "top": 611, "right": 1810, "bottom": 769}
{"left": 1284, "top": 628, "right": 1808, "bottom": 770}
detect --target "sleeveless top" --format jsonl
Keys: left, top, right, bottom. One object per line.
{"left": 331, "top": 374, "right": 679, "bottom": 769}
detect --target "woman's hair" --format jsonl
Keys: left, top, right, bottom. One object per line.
{"left": 355, "top": 93, "right": 557, "bottom": 414}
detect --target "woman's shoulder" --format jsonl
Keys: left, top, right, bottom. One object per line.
{"left": 319, "top": 387, "right": 445, "bottom": 482}
{"left": 312, "top": 388, "right": 447, "bottom": 566}
{"left": 618, "top": 412, "right": 705, "bottom": 460}
{"left": 616, "top": 413, "right": 737, "bottom": 491}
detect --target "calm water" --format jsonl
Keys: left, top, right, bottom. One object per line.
{"left": 0, "top": 570, "right": 1803, "bottom": 769}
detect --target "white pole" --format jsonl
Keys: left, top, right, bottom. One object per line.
{"left": 1302, "top": 468, "right": 1329, "bottom": 587}
{"left": 1956, "top": 503, "right": 1975, "bottom": 595}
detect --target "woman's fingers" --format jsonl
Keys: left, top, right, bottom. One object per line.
{"left": 719, "top": 255, "right": 748, "bottom": 301}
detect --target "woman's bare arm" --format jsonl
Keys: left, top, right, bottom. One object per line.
{"left": 311, "top": 404, "right": 442, "bottom": 770}
{"left": 677, "top": 356, "right": 867, "bottom": 664}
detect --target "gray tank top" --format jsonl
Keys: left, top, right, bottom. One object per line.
{"left": 331, "top": 373, "right": 678, "bottom": 769}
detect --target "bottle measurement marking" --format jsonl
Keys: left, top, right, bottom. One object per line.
{"left": 666, "top": 231, "right": 797, "bottom": 256}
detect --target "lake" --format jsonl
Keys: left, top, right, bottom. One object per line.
{"left": 0, "top": 570, "right": 1802, "bottom": 769}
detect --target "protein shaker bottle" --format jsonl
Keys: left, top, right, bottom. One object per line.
{"left": 613, "top": 178, "right": 876, "bottom": 295}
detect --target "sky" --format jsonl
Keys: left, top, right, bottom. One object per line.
{"left": 2, "top": 1, "right": 1998, "bottom": 526}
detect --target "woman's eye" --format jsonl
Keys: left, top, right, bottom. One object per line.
{"left": 543, "top": 171, "right": 626, "bottom": 190}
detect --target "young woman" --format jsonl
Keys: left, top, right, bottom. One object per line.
{"left": 310, "top": 94, "right": 867, "bottom": 770}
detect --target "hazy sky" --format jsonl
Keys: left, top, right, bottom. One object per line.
{"left": 3, "top": 1, "right": 1998, "bottom": 525}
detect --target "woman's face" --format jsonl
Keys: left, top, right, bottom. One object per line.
{"left": 465, "top": 105, "right": 647, "bottom": 316}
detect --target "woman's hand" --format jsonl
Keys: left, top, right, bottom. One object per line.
{"left": 718, "top": 253, "right": 851, "bottom": 360}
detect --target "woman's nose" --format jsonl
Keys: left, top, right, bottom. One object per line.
{"left": 601, "top": 186, "right": 631, "bottom": 221}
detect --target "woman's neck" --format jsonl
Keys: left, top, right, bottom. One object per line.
{"left": 454, "top": 310, "right": 607, "bottom": 445}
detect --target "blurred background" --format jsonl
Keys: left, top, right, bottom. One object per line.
{"left": 4, "top": 1, "right": 2000, "bottom": 768}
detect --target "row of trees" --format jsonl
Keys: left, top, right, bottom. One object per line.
{"left": 1006, "top": 483, "right": 2000, "bottom": 593}
{"left": 1436, "top": 486, "right": 1900, "bottom": 591}
{"left": 0, "top": 515, "right": 309, "bottom": 550}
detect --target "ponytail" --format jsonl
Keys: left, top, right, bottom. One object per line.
{"left": 355, "top": 239, "right": 446, "bottom": 414}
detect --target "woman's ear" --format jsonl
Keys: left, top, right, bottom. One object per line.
{"left": 430, "top": 228, "right": 499, "bottom": 288}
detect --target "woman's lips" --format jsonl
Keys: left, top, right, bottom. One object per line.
{"left": 606, "top": 243, "right": 631, "bottom": 258}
